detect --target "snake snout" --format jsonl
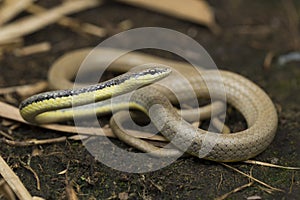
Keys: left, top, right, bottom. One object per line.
{"left": 134, "top": 65, "right": 172, "bottom": 81}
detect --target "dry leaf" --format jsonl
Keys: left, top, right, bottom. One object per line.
{"left": 58, "top": 169, "right": 68, "bottom": 175}
{"left": 118, "top": 0, "right": 220, "bottom": 33}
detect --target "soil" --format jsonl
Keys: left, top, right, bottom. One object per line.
{"left": 0, "top": 0, "right": 299, "bottom": 199}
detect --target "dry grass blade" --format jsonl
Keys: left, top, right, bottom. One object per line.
{"left": 221, "top": 163, "right": 284, "bottom": 192}
{"left": 118, "top": 0, "right": 220, "bottom": 33}
{"left": 27, "top": 4, "right": 107, "bottom": 37}
{"left": 0, "top": 38, "right": 23, "bottom": 49}
{"left": 0, "top": 0, "right": 34, "bottom": 25}
{"left": 215, "top": 181, "right": 254, "bottom": 200}
{"left": 0, "top": 156, "right": 33, "bottom": 199}
{"left": 21, "top": 164, "right": 40, "bottom": 191}
{"left": 13, "top": 42, "right": 51, "bottom": 57}
{"left": 32, "top": 197, "right": 45, "bottom": 200}
{"left": 263, "top": 51, "right": 275, "bottom": 69}
{"left": 0, "top": 130, "right": 14, "bottom": 140}
{"left": 2, "top": 136, "right": 67, "bottom": 146}
{"left": 244, "top": 160, "right": 300, "bottom": 170}
{"left": 0, "top": 0, "right": 102, "bottom": 45}
{"left": 289, "top": 171, "right": 295, "bottom": 193}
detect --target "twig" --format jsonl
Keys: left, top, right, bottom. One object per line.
{"left": 0, "top": 0, "right": 34, "bottom": 25}
{"left": 0, "top": 81, "right": 48, "bottom": 97}
{"left": 0, "top": 37, "right": 23, "bottom": 49}
{"left": 221, "top": 163, "right": 284, "bottom": 192}
{"left": 263, "top": 51, "right": 275, "bottom": 69}
{"left": 0, "top": 155, "right": 33, "bottom": 199}
{"left": 13, "top": 42, "right": 51, "bottom": 57}
{"left": 243, "top": 160, "right": 300, "bottom": 170}
{"left": 21, "top": 164, "right": 41, "bottom": 191}
{"left": 26, "top": 4, "right": 107, "bottom": 37}
{"left": 0, "top": 0, "right": 103, "bottom": 44}
{"left": 2, "top": 136, "right": 68, "bottom": 146}
{"left": 149, "top": 179, "right": 163, "bottom": 192}
{"left": 215, "top": 166, "right": 255, "bottom": 200}
{"left": 289, "top": 171, "right": 295, "bottom": 193}
{"left": 214, "top": 181, "right": 254, "bottom": 200}
{"left": 257, "top": 185, "right": 275, "bottom": 194}
{"left": 217, "top": 173, "right": 223, "bottom": 191}
{"left": 0, "top": 130, "right": 14, "bottom": 140}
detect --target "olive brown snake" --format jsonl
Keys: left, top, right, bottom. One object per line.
{"left": 20, "top": 48, "right": 278, "bottom": 162}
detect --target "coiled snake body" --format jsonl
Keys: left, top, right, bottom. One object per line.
{"left": 19, "top": 48, "right": 278, "bottom": 162}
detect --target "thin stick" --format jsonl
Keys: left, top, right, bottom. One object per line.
{"left": 2, "top": 136, "right": 68, "bottom": 146}
{"left": 289, "top": 171, "right": 295, "bottom": 193}
{"left": 13, "top": 42, "right": 51, "bottom": 57}
{"left": 0, "top": 37, "right": 23, "bottom": 48}
{"left": 0, "top": 81, "right": 48, "bottom": 96}
{"left": 0, "top": 0, "right": 34, "bottom": 25}
{"left": 263, "top": 51, "right": 274, "bottom": 69}
{"left": 0, "top": 0, "right": 102, "bottom": 44}
{"left": 214, "top": 181, "right": 254, "bottom": 200}
{"left": 22, "top": 165, "right": 41, "bottom": 191}
{"left": 0, "top": 156, "right": 33, "bottom": 199}
{"left": 244, "top": 160, "right": 300, "bottom": 170}
{"left": 26, "top": 4, "right": 107, "bottom": 37}
{"left": 0, "top": 130, "right": 14, "bottom": 140}
{"left": 221, "top": 163, "right": 284, "bottom": 192}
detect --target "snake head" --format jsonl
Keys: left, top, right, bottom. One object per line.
{"left": 130, "top": 64, "right": 172, "bottom": 82}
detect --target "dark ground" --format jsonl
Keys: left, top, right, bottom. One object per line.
{"left": 0, "top": 0, "right": 299, "bottom": 199}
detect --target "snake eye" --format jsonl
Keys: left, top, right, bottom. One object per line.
{"left": 149, "top": 69, "right": 156, "bottom": 74}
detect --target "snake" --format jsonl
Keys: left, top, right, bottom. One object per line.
{"left": 19, "top": 48, "right": 278, "bottom": 162}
